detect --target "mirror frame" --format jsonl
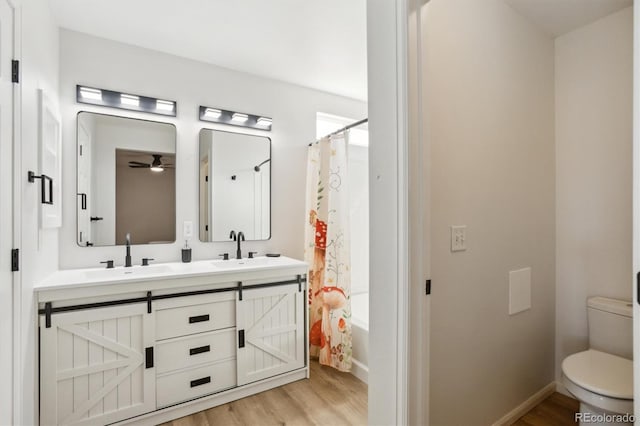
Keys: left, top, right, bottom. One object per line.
{"left": 198, "top": 127, "right": 272, "bottom": 242}
{"left": 76, "top": 111, "right": 178, "bottom": 247}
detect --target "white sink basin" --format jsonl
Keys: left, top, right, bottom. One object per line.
{"left": 211, "top": 257, "right": 283, "bottom": 269}
{"left": 83, "top": 264, "right": 175, "bottom": 281}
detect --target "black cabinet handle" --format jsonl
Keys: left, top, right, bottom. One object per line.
{"left": 145, "top": 347, "right": 154, "bottom": 369}
{"left": 637, "top": 271, "right": 640, "bottom": 305}
{"left": 189, "top": 314, "right": 210, "bottom": 324}
{"left": 238, "top": 329, "right": 245, "bottom": 348}
{"left": 29, "top": 172, "right": 53, "bottom": 205}
{"left": 190, "top": 376, "right": 211, "bottom": 388}
{"left": 189, "top": 345, "right": 211, "bottom": 356}
{"left": 90, "top": 216, "right": 103, "bottom": 221}
{"left": 78, "top": 193, "right": 87, "bottom": 210}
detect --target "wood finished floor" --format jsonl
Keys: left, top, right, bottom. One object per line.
{"left": 160, "top": 361, "right": 367, "bottom": 426}
{"left": 512, "top": 392, "right": 579, "bottom": 426}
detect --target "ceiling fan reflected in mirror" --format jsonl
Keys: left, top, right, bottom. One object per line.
{"left": 128, "top": 154, "right": 174, "bottom": 172}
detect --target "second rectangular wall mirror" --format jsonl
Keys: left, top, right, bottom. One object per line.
{"left": 199, "top": 129, "right": 271, "bottom": 242}
{"left": 77, "top": 112, "right": 177, "bottom": 247}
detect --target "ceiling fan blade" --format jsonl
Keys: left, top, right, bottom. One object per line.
{"left": 129, "top": 161, "right": 150, "bottom": 167}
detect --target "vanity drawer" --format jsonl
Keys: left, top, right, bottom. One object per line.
{"left": 156, "top": 328, "right": 236, "bottom": 374}
{"left": 156, "top": 359, "right": 237, "bottom": 408}
{"left": 156, "top": 297, "right": 235, "bottom": 340}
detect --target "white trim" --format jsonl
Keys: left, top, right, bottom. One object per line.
{"left": 633, "top": 0, "right": 640, "bottom": 420}
{"left": 8, "top": 1, "right": 21, "bottom": 424}
{"left": 395, "top": 1, "right": 410, "bottom": 425}
{"left": 350, "top": 358, "right": 369, "bottom": 384}
{"left": 491, "top": 382, "right": 557, "bottom": 426}
{"left": 367, "top": 0, "right": 411, "bottom": 424}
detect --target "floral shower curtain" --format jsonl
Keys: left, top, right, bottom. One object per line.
{"left": 304, "top": 132, "right": 352, "bottom": 372}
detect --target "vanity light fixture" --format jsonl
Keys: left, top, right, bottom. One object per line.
{"left": 256, "top": 117, "right": 272, "bottom": 128}
{"left": 120, "top": 94, "right": 140, "bottom": 107}
{"left": 198, "top": 105, "right": 272, "bottom": 131}
{"left": 76, "top": 85, "right": 177, "bottom": 117}
{"left": 79, "top": 87, "right": 102, "bottom": 102}
{"left": 231, "top": 113, "right": 249, "bottom": 123}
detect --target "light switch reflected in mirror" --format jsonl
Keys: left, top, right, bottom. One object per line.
{"left": 198, "top": 129, "right": 271, "bottom": 242}
{"left": 76, "top": 112, "right": 177, "bottom": 247}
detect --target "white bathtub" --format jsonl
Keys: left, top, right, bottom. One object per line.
{"left": 351, "top": 292, "right": 369, "bottom": 383}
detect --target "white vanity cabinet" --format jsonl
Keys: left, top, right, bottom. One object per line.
{"left": 36, "top": 258, "right": 308, "bottom": 426}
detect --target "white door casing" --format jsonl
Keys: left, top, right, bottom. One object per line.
{"left": 40, "top": 304, "right": 155, "bottom": 426}
{"left": 633, "top": 0, "right": 640, "bottom": 419}
{"left": 0, "top": 0, "right": 14, "bottom": 423}
{"left": 236, "top": 284, "right": 305, "bottom": 386}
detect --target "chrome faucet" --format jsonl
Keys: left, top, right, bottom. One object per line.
{"left": 125, "top": 233, "right": 132, "bottom": 267}
{"left": 230, "top": 230, "right": 245, "bottom": 259}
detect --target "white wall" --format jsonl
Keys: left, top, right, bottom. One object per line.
{"left": 424, "top": 0, "right": 556, "bottom": 424}
{"left": 17, "top": 0, "right": 59, "bottom": 423}
{"left": 58, "top": 30, "right": 366, "bottom": 269}
{"left": 555, "top": 7, "right": 633, "bottom": 382}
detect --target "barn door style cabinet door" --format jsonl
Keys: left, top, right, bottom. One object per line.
{"left": 236, "top": 283, "right": 305, "bottom": 386}
{"left": 39, "top": 303, "right": 155, "bottom": 426}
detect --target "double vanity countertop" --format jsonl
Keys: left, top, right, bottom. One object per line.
{"left": 35, "top": 256, "right": 308, "bottom": 300}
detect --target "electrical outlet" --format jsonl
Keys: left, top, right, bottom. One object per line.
{"left": 451, "top": 225, "right": 466, "bottom": 252}
{"left": 183, "top": 221, "right": 193, "bottom": 239}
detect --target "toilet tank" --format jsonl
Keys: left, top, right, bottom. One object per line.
{"left": 587, "top": 296, "right": 633, "bottom": 360}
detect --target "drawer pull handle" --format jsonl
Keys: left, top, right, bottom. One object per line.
{"left": 189, "top": 345, "right": 211, "bottom": 356}
{"left": 189, "top": 314, "right": 210, "bottom": 324}
{"left": 190, "top": 376, "right": 211, "bottom": 388}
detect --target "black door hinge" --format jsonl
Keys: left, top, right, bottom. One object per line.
{"left": 11, "top": 60, "right": 19, "bottom": 83}
{"left": 11, "top": 249, "right": 19, "bottom": 271}
{"left": 425, "top": 279, "right": 431, "bottom": 295}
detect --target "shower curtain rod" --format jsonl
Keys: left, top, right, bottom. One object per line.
{"left": 308, "top": 118, "right": 368, "bottom": 146}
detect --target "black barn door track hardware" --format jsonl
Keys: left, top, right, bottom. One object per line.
{"left": 28, "top": 171, "right": 53, "bottom": 205}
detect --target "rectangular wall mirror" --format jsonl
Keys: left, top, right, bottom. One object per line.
{"left": 199, "top": 129, "right": 271, "bottom": 242}
{"left": 77, "top": 112, "right": 177, "bottom": 247}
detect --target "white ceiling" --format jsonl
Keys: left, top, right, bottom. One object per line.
{"left": 504, "top": 0, "right": 633, "bottom": 37}
{"left": 49, "top": 0, "right": 368, "bottom": 100}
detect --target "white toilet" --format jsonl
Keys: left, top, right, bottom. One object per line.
{"left": 562, "top": 297, "right": 634, "bottom": 426}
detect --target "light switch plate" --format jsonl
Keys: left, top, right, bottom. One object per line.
{"left": 450, "top": 225, "right": 467, "bottom": 252}
{"left": 183, "top": 221, "right": 193, "bottom": 239}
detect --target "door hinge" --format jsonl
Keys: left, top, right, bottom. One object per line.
{"left": 11, "top": 249, "right": 19, "bottom": 271}
{"left": 11, "top": 60, "right": 19, "bottom": 83}
{"left": 425, "top": 279, "right": 431, "bottom": 295}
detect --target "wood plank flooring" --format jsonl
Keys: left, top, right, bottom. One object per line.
{"left": 160, "top": 361, "right": 367, "bottom": 426}
{"left": 512, "top": 392, "right": 579, "bottom": 426}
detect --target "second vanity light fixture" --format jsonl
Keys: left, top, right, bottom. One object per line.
{"left": 76, "top": 85, "right": 177, "bottom": 117}
{"left": 199, "top": 106, "right": 272, "bottom": 131}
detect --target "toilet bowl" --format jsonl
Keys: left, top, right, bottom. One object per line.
{"left": 561, "top": 297, "right": 634, "bottom": 426}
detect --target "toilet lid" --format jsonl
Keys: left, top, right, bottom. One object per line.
{"left": 562, "top": 349, "right": 633, "bottom": 400}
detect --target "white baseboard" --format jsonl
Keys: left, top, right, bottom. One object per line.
{"left": 350, "top": 358, "right": 369, "bottom": 384}
{"left": 492, "top": 382, "right": 556, "bottom": 426}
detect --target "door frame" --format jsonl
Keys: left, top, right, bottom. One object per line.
{"left": 633, "top": 0, "right": 639, "bottom": 419}
{"left": 367, "top": 1, "right": 417, "bottom": 424}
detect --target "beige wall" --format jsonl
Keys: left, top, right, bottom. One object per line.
{"left": 555, "top": 7, "right": 633, "bottom": 382}
{"left": 424, "top": 0, "right": 556, "bottom": 424}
